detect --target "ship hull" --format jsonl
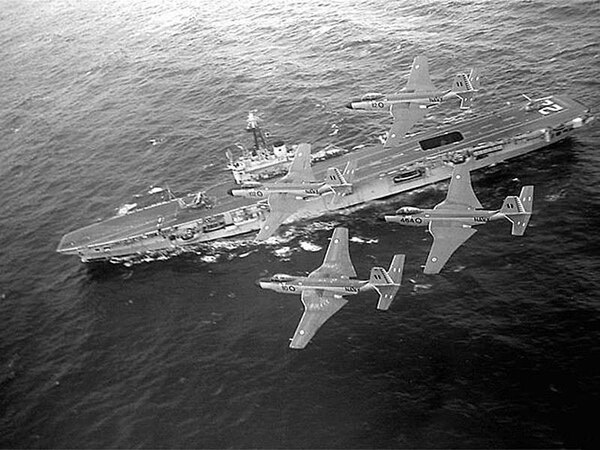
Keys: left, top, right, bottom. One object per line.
{"left": 57, "top": 95, "right": 594, "bottom": 263}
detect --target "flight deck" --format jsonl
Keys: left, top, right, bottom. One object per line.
{"left": 57, "top": 95, "right": 594, "bottom": 262}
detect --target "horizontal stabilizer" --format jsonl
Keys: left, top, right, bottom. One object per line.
{"left": 499, "top": 186, "right": 534, "bottom": 236}
{"left": 342, "top": 159, "right": 357, "bottom": 183}
{"left": 457, "top": 93, "right": 474, "bottom": 109}
{"left": 519, "top": 185, "right": 534, "bottom": 212}
{"left": 374, "top": 285, "right": 399, "bottom": 311}
{"left": 469, "top": 68, "right": 481, "bottom": 91}
{"left": 508, "top": 213, "right": 531, "bottom": 236}
{"left": 386, "top": 254, "right": 405, "bottom": 285}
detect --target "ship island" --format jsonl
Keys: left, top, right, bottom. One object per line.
{"left": 57, "top": 95, "right": 595, "bottom": 263}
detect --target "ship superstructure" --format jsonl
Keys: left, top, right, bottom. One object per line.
{"left": 226, "top": 111, "right": 349, "bottom": 184}
{"left": 57, "top": 95, "right": 594, "bottom": 263}
{"left": 225, "top": 111, "right": 295, "bottom": 184}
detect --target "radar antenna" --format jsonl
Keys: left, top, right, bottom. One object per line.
{"left": 246, "top": 111, "right": 271, "bottom": 158}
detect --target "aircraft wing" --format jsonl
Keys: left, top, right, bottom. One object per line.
{"left": 424, "top": 221, "right": 477, "bottom": 274}
{"left": 405, "top": 55, "right": 436, "bottom": 92}
{"left": 281, "top": 143, "right": 316, "bottom": 183}
{"left": 255, "top": 193, "right": 305, "bottom": 241}
{"left": 290, "top": 289, "right": 348, "bottom": 349}
{"left": 384, "top": 103, "right": 427, "bottom": 148}
{"left": 308, "top": 227, "right": 357, "bottom": 279}
{"left": 434, "top": 162, "right": 483, "bottom": 210}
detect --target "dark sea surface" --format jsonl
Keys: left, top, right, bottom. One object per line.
{"left": 1, "top": 0, "right": 599, "bottom": 448}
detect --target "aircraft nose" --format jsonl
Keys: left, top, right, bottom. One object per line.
{"left": 255, "top": 277, "right": 269, "bottom": 288}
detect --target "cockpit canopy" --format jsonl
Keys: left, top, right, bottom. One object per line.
{"left": 272, "top": 273, "right": 294, "bottom": 281}
{"left": 396, "top": 206, "right": 422, "bottom": 215}
{"left": 360, "top": 92, "right": 385, "bottom": 101}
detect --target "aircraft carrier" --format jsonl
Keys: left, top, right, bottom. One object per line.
{"left": 57, "top": 95, "right": 594, "bottom": 263}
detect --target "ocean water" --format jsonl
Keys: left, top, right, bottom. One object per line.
{"left": 1, "top": 0, "right": 599, "bottom": 448}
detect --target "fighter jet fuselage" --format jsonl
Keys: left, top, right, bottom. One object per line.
{"left": 384, "top": 208, "right": 505, "bottom": 227}
{"left": 346, "top": 89, "right": 457, "bottom": 111}
{"left": 258, "top": 275, "right": 372, "bottom": 296}
{"left": 228, "top": 182, "right": 336, "bottom": 199}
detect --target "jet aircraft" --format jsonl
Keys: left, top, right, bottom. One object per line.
{"left": 384, "top": 162, "right": 533, "bottom": 274}
{"left": 228, "top": 143, "right": 354, "bottom": 200}
{"left": 239, "top": 143, "right": 356, "bottom": 241}
{"left": 257, "top": 227, "right": 405, "bottom": 349}
{"left": 345, "top": 55, "right": 480, "bottom": 148}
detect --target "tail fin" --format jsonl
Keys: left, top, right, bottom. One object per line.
{"left": 499, "top": 186, "right": 534, "bottom": 236}
{"left": 342, "top": 159, "right": 357, "bottom": 183}
{"left": 369, "top": 254, "right": 405, "bottom": 311}
{"left": 519, "top": 185, "right": 534, "bottom": 212}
